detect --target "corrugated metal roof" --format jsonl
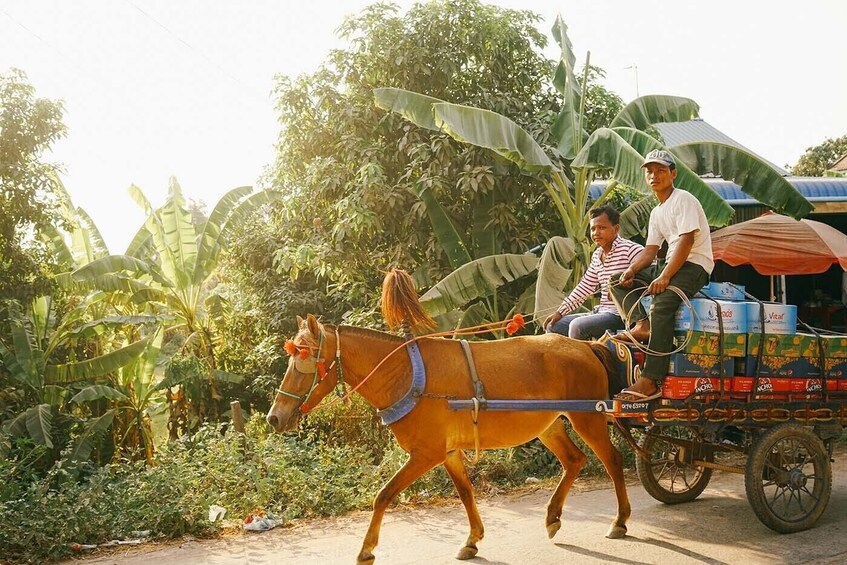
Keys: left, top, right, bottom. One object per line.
{"left": 654, "top": 119, "right": 790, "bottom": 176}
{"left": 588, "top": 177, "right": 847, "bottom": 205}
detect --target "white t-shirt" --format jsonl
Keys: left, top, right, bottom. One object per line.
{"left": 647, "top": 188, "right": 714, "bottom": 274}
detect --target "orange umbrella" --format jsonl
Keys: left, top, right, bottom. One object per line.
{"left": 711, "top": 212, "right": 847, "bottom": 275}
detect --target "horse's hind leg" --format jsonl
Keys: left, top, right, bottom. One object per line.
{"left": 443, "top": 450, "right": 484, "bottom": 559}
{"left": 537, "top": 419, "right": 587, "bottom": 539}
{"left": 567, "top": 412, "right": 631, "bottom": 539}
{"left": 357, "top": 452, "right": 440, "bottom": 564}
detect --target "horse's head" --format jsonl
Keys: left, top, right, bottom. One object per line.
{"left": 266, "top": 314, "right": 338, "bottom": 433}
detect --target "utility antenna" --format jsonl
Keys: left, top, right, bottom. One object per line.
{"left": 624, "top": 64, "right": 639, "bottom": 98}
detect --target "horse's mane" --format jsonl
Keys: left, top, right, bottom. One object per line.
{"left": 381, "top": 268, "right": 435, "bottom": 334}
{"left": 336, "top": 324, "right": 405, "bottom": 344}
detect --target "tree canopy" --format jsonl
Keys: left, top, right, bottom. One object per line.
{"left": 248, "top": 0, "right": 623, "bottom": 325}
{"left": 791, "top": 135, "right": 847, "bottom": 176}
{"left": 0, "top": 69, "right": 67, "bottom": 302}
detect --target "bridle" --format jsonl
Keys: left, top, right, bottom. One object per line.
{"left": 276, "top": 327, "right": 344, "bottom": 412}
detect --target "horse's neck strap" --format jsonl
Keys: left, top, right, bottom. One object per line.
{"left": 376, "top": 338, "right": 426, "bottom": 426}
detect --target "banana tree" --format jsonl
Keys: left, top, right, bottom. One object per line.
{"left": 0, "top": 303, "right": 157, "bottom": 458}
{"left": 69, "top": 178, "right": 280, "bottom": 426}
{"left": 375, "top": 15, "right": 812, "bottom": 321}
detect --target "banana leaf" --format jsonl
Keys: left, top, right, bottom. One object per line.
{"left": 193, "top": 185, "right": 253, "bottom": 284}
{"left": 550, "top": 15, "right": 584, "bottom": 159}
{"left": 67, "top": 410, "right": 116, "bottom": 463}
{"left": 71, "top": 255, "right": 173, "bottom": 288}
{"left": 672, "top": 141, "right": 814, "bottom": 219}
{"left": 64, "top": 315, "right": 164, "bottom": 340}
{"left": 417, "top": 185, "right": 472, "bottom": 269}
{"left": 433, "top": 102, "right": 554, "bottom": 174}
{"left": 609, "top": 95, "right": 700, "bottom": 130}
{"left": 45, "top": 335, "right": 153, "bottom": 383}
{"left": 533, "top": 236, "right": 576, "bottom": 319}
{"left": 4, "top": 404, "right": 56, "bottom": 448}
{"left": 619, "top": 194, "right": 658, "bottom": 240}
{"left": 157, "top": 178, "right": 197, "bottom": 291}
{"left": 71, "top": 385, "right": 130, "bottom": 404}
{"left": 373, "top": 87, "right": 444, "bottom": 131}
{"left": 573, "top": 128, "right": 735, "bottom": 227}
{"left": 420, "top": 253, "right": 539, "bottom": 316}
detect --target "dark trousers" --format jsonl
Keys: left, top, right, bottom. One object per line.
{"left": 610, "top": 262, "right": 709, "bottom": 382}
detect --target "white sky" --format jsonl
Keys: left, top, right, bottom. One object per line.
{"left": 2, "top": 0, "right": 846, "bottom": 253}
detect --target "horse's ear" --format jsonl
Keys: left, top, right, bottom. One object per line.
{"left": 306, "top": 314, "right": 321, "bottom": 337}
{"left": 296, "top": 315, "right": 304, "bottom": 328}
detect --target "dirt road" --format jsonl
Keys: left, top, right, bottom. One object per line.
{"left": 75, "top": 448, "right": 847, "bottom": 565}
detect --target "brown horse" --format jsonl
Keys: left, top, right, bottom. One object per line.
{"left": 267, "top": 307, "right": 631, "bottom": 564}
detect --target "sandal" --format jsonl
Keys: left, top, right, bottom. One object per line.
{"left": 613, "top": 388, "right": 662, "bottom": 402}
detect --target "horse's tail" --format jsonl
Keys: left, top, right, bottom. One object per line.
{"left": 589, "top": 342, "right": 625, "bottom": 397}
{"left": 381, "top": 268, "right": 436, "bottom": 334}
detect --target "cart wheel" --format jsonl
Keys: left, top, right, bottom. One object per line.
{"left": 744, "top": 423, "right": 832, "bottom": 533}
{"left": 636, "top": 425, "right": 714, "bottom": 504}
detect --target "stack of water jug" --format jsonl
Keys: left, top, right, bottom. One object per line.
{"left": 658, "top": 282, "right": 847, "bottom": 399}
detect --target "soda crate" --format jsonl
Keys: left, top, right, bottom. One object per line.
{"left": 747, "top": 332, "right": 820, "bottom": 357}
{"left": 732, "top": 376, "right": 793, "bottom": 394}
{"left": 674, "top": 330, "right": 747, "bottom": 357}
{"left": 668, "top": 352, "right": 734, "bottom": 378}
{"left": 820, "top": 335, "right": 847, "bottom": 359}
{"left": 662, "top": 376, "right": 726, "bottom": 400}
{"left": 743, "top": 355, "right": 821, "bottom": 378}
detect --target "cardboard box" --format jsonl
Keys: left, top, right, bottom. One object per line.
{"left": 823, "top": 358, "right": 847, "bottom": 378}
{"left": 675, "top": 330, "right": 747, "bottom": 357}
{"left": 668, "top": 352, "right": 734, "bottom": 377}
{"left": 820, "top": 335, "right": 847, "bottom": 359}
{"left": 675, "top": 299, "right": 747, "bottom": 333}
{"left": 746, "top": 302, "right": 797, "bottom": 335}
{"left": 743, "top": 355, "right": 821, "bottom": 378}
{"left": 732, "top": 376, "right": 793, "bottom": 394}
{"left": 700, "top": 282, "right": 745, "bottom": 301}
{"left": 662, "top": 376, "right": 725, "bottom": 399}
{"left": 747, "top": 333, "right": 819, "bottom": 357}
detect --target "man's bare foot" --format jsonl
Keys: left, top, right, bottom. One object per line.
{"left": 614, "top": 376, "right": 661, "bottom": 402}
{"left": 630, "top": 318, "right": 650, "bottom": 342}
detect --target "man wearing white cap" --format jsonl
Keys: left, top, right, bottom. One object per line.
{"left": 610, "top": 149, "right": 713, "bottom": 401}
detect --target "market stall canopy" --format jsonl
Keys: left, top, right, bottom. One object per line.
{"left": 711, "top": 212, "right": 847, "bottom": 275}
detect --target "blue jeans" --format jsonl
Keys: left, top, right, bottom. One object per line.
{"left": 546, "top": 311, "right": 624, "bottom": 340}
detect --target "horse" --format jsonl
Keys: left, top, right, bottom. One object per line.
{"left": 266, "top": 275, "right": 631, "bottom": 564}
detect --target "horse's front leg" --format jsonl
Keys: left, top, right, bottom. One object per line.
{"left": 357, "top": 452, "right": 441, "bottom": 564}
{"left": 443, "top": 450, "right": 484, "bottom": 559}
{"left": 537, "top": 419, "right": 587, "bottom": 538}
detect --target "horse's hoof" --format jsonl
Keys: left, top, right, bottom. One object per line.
{"left": 605, "top": 525, "right": 627, "bottom": 539}
{"left": 456, "top": 544, "right": 478, "bottom": 560}
{"left": 356, "top": 551, "right": 375, "bottom": 564}
{"left": 546, "top": 519, "right": 562, "bottom": 539}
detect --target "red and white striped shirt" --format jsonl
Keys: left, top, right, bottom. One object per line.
{"left": 557, "top": 236, "right": 643, "bottom": 316}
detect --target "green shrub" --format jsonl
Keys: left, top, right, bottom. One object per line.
{"left": 0, "top": 412, "right": 632, "bottom": 563}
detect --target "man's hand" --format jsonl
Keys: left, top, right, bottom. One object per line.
{"left": 618, "top": 267, "right": 635, "bottom": 288}
{"left": 648, "top": 273, "right": 671, "bottom": 295}
{"left": 544, "top": 311, "right": 562, "bottom": 330}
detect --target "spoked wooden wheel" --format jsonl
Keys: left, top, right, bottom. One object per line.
{"left": 636, "top": 425, "right": 714, "bottom": 504}
{"left": 745, "top": 423, "right": 832, "bottom": 533}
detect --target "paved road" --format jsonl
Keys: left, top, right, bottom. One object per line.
{"left": 76, "top": 448, "right": 847, "bottom": 565}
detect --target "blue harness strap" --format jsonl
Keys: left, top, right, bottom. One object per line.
{"left": 377, "top": 338, "right": 426, "bottom": 426}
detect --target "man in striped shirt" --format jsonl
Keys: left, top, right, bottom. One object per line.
{"left": 545, "top": 205, "right": 643, "bottom": 339}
